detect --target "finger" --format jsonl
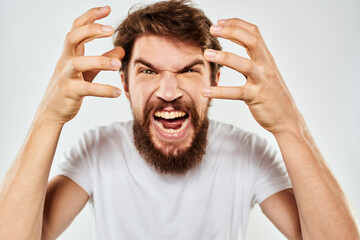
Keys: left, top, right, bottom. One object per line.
{"left": 71, "top": 6, "right": 111, "bottom": 30}
{"left": 65, "top": 23, "right": 114, "bottom": 55}
{"left": 83, "top": 47, "right": 125, "bottom": 82}
{"left": 218, "top": 18, "right": 259, "bottom": 35}
{"left": 204, "top": 49, "right": 262, "bottom": 81}
{"left": 210, "top": 22, "right": 267, "bottom": 63}
{"left": 75, "top": 81, "right": 121, "bottom": 98}
{"left": 66, "top": 56, "right": 121, "bottom": 78}
{"left": 102, "top": 47, "right": 126, "bottom": 59}
{"left": 217, "top": 18, "right": 274, "bottom": 63}
{"left": 210, "top": 24, "right": 255, "bottom": 50}
{"left": 201, "top": 86, "right": 254, "bottom": 102}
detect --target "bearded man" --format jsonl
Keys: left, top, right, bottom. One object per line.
{"left": 0, "top": 1, "right": 358, "bottom": 240}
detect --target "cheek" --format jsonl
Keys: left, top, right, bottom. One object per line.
{"left": 130, "top": 79, "right": 158, "bottom": 109}
{"left": 178, "top": 75, "right": 211, "bottom": 106}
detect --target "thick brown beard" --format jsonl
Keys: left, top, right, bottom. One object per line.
{"left": 132, "top": 98, "right": 209, "bottom": 175}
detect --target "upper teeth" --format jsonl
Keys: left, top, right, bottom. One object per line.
{"left": 154, "top": 111, "right": 186, "bottom": 119}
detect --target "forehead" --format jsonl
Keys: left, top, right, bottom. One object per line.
{"left": 130, "top": 35, "right": 207, "bottom": 71}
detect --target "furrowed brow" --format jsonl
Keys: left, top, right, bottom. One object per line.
{"left": 134, "top": 59, "right": 157, "bottom": 70}
{"left": 180, "top": 59, "right": 205, "bottom": 73}
{"left": 133, "top": 58, "right": 205, "bottom": 72}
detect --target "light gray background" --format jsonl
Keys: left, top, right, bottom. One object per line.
{"left": 0, "top": 0, "right": 359, "bottom": 239}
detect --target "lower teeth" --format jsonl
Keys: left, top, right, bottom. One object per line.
{"left": 155, "top": 118, "right": 188, "bottom": 134}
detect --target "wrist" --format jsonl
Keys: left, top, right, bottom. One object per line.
{"left": 34, "top": 102, "right": 70, "bottom": 128}
{"left": 272, "top": 114, "right": 308, "bottom": 141}
{"left": 33, "top": 110, "right": 66, "bottom": 130}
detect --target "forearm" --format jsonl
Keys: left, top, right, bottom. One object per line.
{"left": 274, "top": 121, "right": 359, "bottom": 239}
{"left": 202, "top": 16, "right": 359, "bottom": 239}
{"left": 0, "top": 116, "right": 63, "bottom": 240}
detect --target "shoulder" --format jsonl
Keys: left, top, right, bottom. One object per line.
{"left": 93, "top": 120, "right": 132, "bottom": 136}
{"left": 208, "top": 120, "right": 266, "bottom": 148}
{"left": 74, "top": 121, "right": 134, "bottom": 151}
{"left": 207, "top": 120, "right": 278, "bottom": 162}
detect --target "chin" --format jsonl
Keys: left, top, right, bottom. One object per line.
{"left": 132, "top": 98, "right": 209, "bottom": 174}
{"left": 150, "top": 125, "right": 195, "bottom": 158}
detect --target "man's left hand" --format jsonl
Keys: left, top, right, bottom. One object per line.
{"left": 203, "top": 18, "right": 303, "bottom": 135}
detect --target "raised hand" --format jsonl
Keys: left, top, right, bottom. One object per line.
{"left": 36, "top": 6, "right": 125, "bottom": 125}
{"left": 202, "top": 18, "right": 303, "bottom": 135}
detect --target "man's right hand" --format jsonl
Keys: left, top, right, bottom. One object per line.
{"left": 0, "top": 7, "right": 125, "bottom": 240}
{"left": 36, "top": 6, "right": 125, "bottom": 125}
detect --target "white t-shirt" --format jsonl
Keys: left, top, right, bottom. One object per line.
{"left": 56, "top": 120, "right": 292, "bottom": 240}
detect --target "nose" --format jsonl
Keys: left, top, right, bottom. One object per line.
{"left": 155, "top": 72, "right": 183, "bottom": 102}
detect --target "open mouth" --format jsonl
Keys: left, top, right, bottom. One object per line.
{"left": 152, "top": 110, "right": 191, "bottom": 141}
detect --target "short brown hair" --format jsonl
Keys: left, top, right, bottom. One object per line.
{"left": 114, "top": 0, "right": 222, "bottom": 85}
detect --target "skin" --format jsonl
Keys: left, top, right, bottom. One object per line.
{"left": 123, "top": 35, "right": 213, "bottom": 155}
{"left": 0, "top": 6, "right": 358, "bottom": 240}
{"left": 0, "top": 7, "right": 123, "bottom": 240}
{"left": 203, "top": 19, "right": 360, "bottom": 239}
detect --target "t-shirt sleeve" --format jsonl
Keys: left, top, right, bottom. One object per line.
{"left": 53, "top": 130, "right": 96, "bottom": 197}
{"left": 247, "top": 134, "right": 292, "bottom": 206}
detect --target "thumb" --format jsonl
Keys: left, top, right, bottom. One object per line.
{"left": 102, "top": 46, "right": 125, "bottom": 59}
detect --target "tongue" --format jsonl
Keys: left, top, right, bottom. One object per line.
{"left": 157, "top": 118, "right": 186, "bottom": 129}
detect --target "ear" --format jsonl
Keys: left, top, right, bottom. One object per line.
{"left": 121, "top": 72, "right": 130, "bottom": 99}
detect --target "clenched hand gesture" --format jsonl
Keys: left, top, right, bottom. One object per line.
{"left": 203, "top": 18, "right": 303, "bottom": 135}
{"left": 36, "top": 6, "right": 125, "bottom": 125}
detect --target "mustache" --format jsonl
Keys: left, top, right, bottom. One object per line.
{"left": 146, "top": 98, "right": 192, "bottom": 112}
{"left": 132, "top": 97, "right": 210, "bottom": 175}
{"left": 142, "top": 98, "right": 200, "bottom": 128}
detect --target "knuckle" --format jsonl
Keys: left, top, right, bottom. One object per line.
{"left": 90, "top": 23, "right": 101, "bottom": 33}
{"left": 69, "top": 58, "right": 79, "bottom": 71}
{"left": 106, "top": 86, "right": 115, "bottom": 97}
{"left": 221, "top": 52, "right": 229, "bottom": 64}
{"left": 65, "top": 32, "right": 75, "bottom": 45}
{"left": 248, "top": 35, "right": 260, "bottom": 49}
{"left": 267, "top": 70, "right": 278, "bottom": 79}
{"left": 217, "top": 87, "right": 223, "bottom": 98}
{"left": 71, "top": 8, "right": 97, "bottom": 29}
{"left": 94, "top": 57, "right": 108, "bottom": 69}
{"left": 227, "top": 18, "right": 241, "bottom": 25}
{"left": 236, "top": 88, "right": 244, "bottom": 98}
{"left": 249, "top": 24, "right": 260, "bottom": 34}
{"left": 78, "top": 82, "right": 90, "bottom": 96}
{"left": 72, "top": 17, "right": 81, "bottom": 28}
{"left": 98, "top": 84, "right": 113, "bottom": 97}
{"left": 244, "top": 60, "right": 254, "bottom": 74}
{"left": 228, "top": 25, "right": 237, "bottom": 36}
{"left": 221, "top": 24, "right": 236, "bottom": 38}
{"left": 100, "top": 58, "right": 110, "bottom": 68}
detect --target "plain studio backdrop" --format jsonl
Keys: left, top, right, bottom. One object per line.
{"left": 0, "top": 0, "right": 359, "bottom": 239}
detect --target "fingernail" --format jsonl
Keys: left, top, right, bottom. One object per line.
{"left": 217, "top": 19, "right": 227, "bottom": 25}
{"left": 202, "top": 87, "right": 212, "bottom": 96}
{"left": 111, "top": 59, "right": 121, "bottom": 68}
{"left": 204, "top": 49, "right": 217, "bottom": 58}
{"left": 101, "top": 25, "right": 113, "bottom": 32}
{"left": 211, "top": 25, "right": 223, "bottom": 32}
{"left": 115, "top": 88, "right": 121, "bottom": 96}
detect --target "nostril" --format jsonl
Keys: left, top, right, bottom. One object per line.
{"left": 156, "top": 74, "right": 183, "bottom": 101}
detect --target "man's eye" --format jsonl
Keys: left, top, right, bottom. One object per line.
{"left": 182, "top": 69, "right": 199, "bottom": 73}
{"left": 141, "top": 69, "right": 156, "bottom": 74}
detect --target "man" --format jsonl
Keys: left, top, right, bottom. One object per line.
{"left": 0, "top": 0, "right": 358, "bottom": 239}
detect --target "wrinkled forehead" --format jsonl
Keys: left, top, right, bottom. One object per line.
{"left": 130, "top": 35, "right": 208, "bottom": 72}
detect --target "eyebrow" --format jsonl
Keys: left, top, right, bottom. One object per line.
{"left": 134, "top": 58, "right": 205, "bottom": 73}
